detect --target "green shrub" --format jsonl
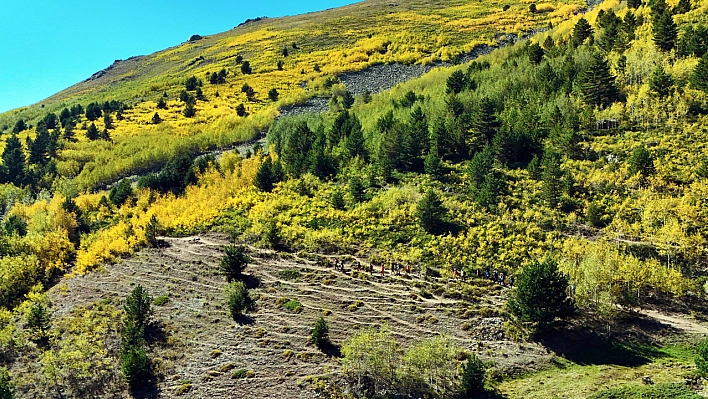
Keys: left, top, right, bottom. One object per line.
{"left": 225, "top": 281, "right": 252, "bottom": 319}
{"left": 231, "top": 368, "right": 250, "bottom": 379}
{"left": 279, "top": 270, "right": 301, "bottom": 280}
{"left": 507, "top": 259, "right": 572, "bottom": 327}
{"left": 281, "top": 299, "right": 303, "bottom": 313}
{"left": 311, "top": 317, "right": 329, "bottom": 349}
{"left": 153, "top": 295, "right": 169, "bottom": 306}
{"left": 220, "top": 245, "right": 250, "bottom": 282}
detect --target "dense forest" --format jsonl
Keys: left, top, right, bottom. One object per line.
{"left": 1, "top": 0, "right": 708, "bottom": 397}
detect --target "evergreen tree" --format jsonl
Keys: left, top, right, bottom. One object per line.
{"left": 1, "top": 135, "right": 26, "bottom": 186}
{"left": 673, "top": 0, "right": 691, "bottom": 14}
{"left": 185, "top": 76, "right": 201, "bottom": 91}
{"left": 86, "top": 123, "right": 99, "bottom": 140}
{"left": 345, "top": 117, "right": 367, "bottom": 160}
{"left": 183, "top": 102, "right": 196, "bottom": 118}
{"left": 42, "top": 113, "right": 58, "bottom": 130}
{"left": 0, "top": 367, "right": 14, "bottom": 399}
{"left": 121, "top": 347, "right": 151, "bottom": 388}
{"left": 461, "top": 355, "right": 486, "bottom": 396}
{"left": 25, "top": 301, "right": 50, "bottom": 337}
{"left": 85, "top": 102, "right": 102, "bottom": 121}
{"left": 225, "top": 281, "right": 252, "bottom": 319}
{"left": 628, "top": 144, "right": 654, "bottom": 177}
{"left": 507, "top": 259, "right": 573, "bottom": 326}
{"left": 348, "top": 176, "right": 366, "bottom": 203}
{"left": 281, "top": 121, "right": 315, "bottom": 177}
{"left": 576, "top": 52, "right": 619, "bottom": 108}
{"left": 571, "top": 18, "right": 593, "bottom": 47}
{"left": 241, "top": 61, "right": 252, "bottom": 74}
{"left": 416, "top": 189, "right": 447, "bottom": 234}
{"left": 151, "top": 112, "right": 162, "bottom": 125}
{"left": 468, "top": 146, "right": 495, "bottom": 193}
{"left": 691, "top": 52, "right": 708, "bottom": 93}
{"left": 311, "top": 317, "right": 330, "bottom": 349}
{"left": 446, "top": 70, "right": 467, "bottom": 94}
{"left": 472, "top": 98, "right": 499, "bottom": 143}
{"left": 627, "top": 0, "right": 642, "bottom": 8}
{"left": 236, "top": 103, "right": 248, "bottom": 117}
{"left": 255, "top": 157, "right": 276, "bottom": 192}
{"left": 331, "top": 189, "right": 346, "bottom": 210}
{"left": 476, "top": 169, "right": 505, "bottom": 209}
{"left": 28, "top": 126, "right": 51, "bottom": 166}
{"left": 528, "top": 43, "right": 544, "bottom": 64}
{"left": 109, "top": 179, "right": 134, "bottom": 207}
{"left": 59, "top": 108, "right": 72, "bottom": 127}
{"left": 277, "top": 60, "right": 284, "bottom": 71}
{"left": 70, "top": 104, "right": 84, "bottom": 117}
{"left": 424, "top": 144, "right": 444, "bottom": 180}
{"left": 103, "top": 112, "right": 114, "bottom": 129}
{"left": 12, "top": 120, "right": 26, "bottom": 134}
{"left": 541, "top": 151, "right": 563, "bottom": 209}
{"left": 268, "top": 88, "right": 279, "bottom": 102}
{"left": 241, "top": 83, "right": 255, "bottom": 100}
{"left": 156, "top": 97, "right": 167, "bottom": 109}
{"left": 341, "top": 91, "right": 355, "bottom": 109}
{"left": 145, "top": 215, "right": 159, "bottom": 247}
{"left": 649, "top": 65, "right": 674, "bottom": 97}
{"left": 653, "top": 10, "right": 678, "bottom": 51}
{"left": 220, "top": 245, "right": 250, "bottom": 282}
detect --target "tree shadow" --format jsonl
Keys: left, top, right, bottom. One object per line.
{"left": 320, "top": 342, "right": 342, "bottom": 358}
{"left": 145, "top": 320, "right": 168, "bottom": 344}
{"left": 242, "top": 274, "right": 261, "bottom": 289}
{"left": 535, "top": 327, "right": 661, "bottom": 366}
{"left": 130, "top": 381, "right": 160, "bottom": 399}
{"left": 234, "top": 314, "right": 255, "bottom": 325}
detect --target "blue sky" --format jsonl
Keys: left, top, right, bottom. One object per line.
{"left": 0, "top": 0, "right": 358, "bottom": 113}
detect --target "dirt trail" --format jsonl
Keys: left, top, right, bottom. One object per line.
{"left": 638, "top": 309, "right": 708, "bottom": 334}
{"left": 49, "top": 232, "right": 548, "bottom": 399}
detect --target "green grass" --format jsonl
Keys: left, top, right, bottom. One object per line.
{"left": 278, "top": 269, "right": 301, "bottom": 280}
{"left": 588, "top": 383, "right": 702, "bottom": 399}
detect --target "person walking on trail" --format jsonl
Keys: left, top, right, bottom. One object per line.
{"left": 406, "top": 263, "right": 411, "bottom": 274}
{"left": 460, "top": 269, "right": 465, "bottom": 282}
{"left": 381, "top": 263, "right": 385, "bottom": 277}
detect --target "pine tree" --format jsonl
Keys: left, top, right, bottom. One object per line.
{"left": 424, "top": 144, "right": 444, "bottom": 180}
{"left": 103, "top": 112, "right": 114, "bottom": 129}
{"left": 86, "top": 123, "right": 99, "bottom": 140}
{"left": 571, "top": 18, "right": 593, "bottom": 47}
{"left": 225, "top": 281, "right": 252, "bottom": 319}
{"left": 649, "top": 65, "right": 674, "bottom": 97}
{"left": 446, "top": 70, "right": 467, "bottom": 94}
{"left": 255, "top": 157, "right": 276, "bottom": 192}
{"left": 628, "top": 144, "right": 654, "bottom": 176}
{"left": 12, "top": 120, "right": 26, "bottom": 134}
{"left": 528, "top": 43, "right": 544, "bottom": 64}
{"left": 28, "top": 126, "right": 50, "bottom": 166}
{"left": 241, "top": 61, "right": 252, "bottom": 74}
{"left": 341, "top": 91, "right": 355, "bottom": 109}
{"left": 472, "top": 98, "right": 499, "bottom": 143}
{"left": 219, "top": 245, "right": 250, "bottom": 282}
{"left": 627, "top": 0, "right": 642, "bottom": 7}
{"left": 576, "top": 52, "right": 620, "bottom": 108}
{"left": 25, "top": 301, "right": 50, "bottom": 337}
{"left": 416, "top": 189, "right": 447, "bottom": 234}
{"left": 311, "top": 317, "right": 330, "bottom": 349}
{"left": 691, "top": 52, "right": 708, "bottom": 93}
{"left": 348, "top": 176, "right": 366, "bottom": 203}
{"left": 151, "top": 112, "right": 162, "bottom": 125}
{"left": 507, "top": 259, "right": 572, "bottom": 326}
{"left": 0, "top": 367, "right": 14, "bottom": 399}
{"left": 183, "top": 102, "right": 196, "bottom": 118}
{"left": 236, "top": 103, "right": 248, "bottom": 117}
{"left": 461, "top": 355, "right": 486, "bottom": 395}
{"left": 156, "top": 97, "right": 167, "bottom": 109}
{"left": 1, "top": 135, "right": 26, "bottom": 186}
{"left": 268, "top": 88, "right": 279, "bottom": 102}
{"left": 85, "top": 102, "right": 102, "bottom": 121}
{"left": 653, "top": 10, "right": 678, "bottom": 51}
{"left": 59, "top": 108, "right": 72, "bottom": 127}
{"left": 541, "top": 151, "right": 563, "bottom": 209}
{"left": 345, "top": 117, "right": 367, "bottom": 160}
{"left": 468, "top": 146, "right": 494, "bottom": 193}
{"left": 145, "top": 215, "right": 159, "bottom": 247}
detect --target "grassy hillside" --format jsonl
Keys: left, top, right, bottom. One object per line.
{"left": 2, "top": 0, "right": 708, "bottom": 397}
{"left": 0, "top": 0, "right": 584, "bottom": 190}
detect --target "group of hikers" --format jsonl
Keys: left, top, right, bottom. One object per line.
{"left": 325, "top": 257, "right": 512, "bottom": 287}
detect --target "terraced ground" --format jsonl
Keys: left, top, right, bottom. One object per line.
{"left": 47, "top": 233, "right": 551, "bottom": 398}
